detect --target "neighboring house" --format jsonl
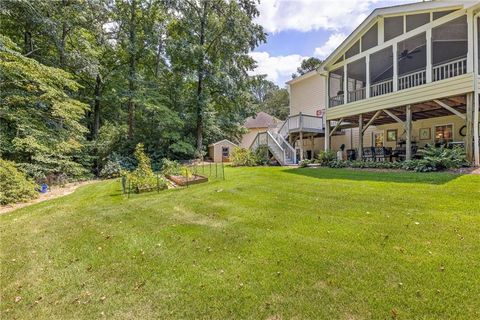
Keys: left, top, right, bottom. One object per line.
{"left": 250, "top": 0, "right": 480, "bottom": 166}
{"left": 208, "top": 140, "right": 238, "bottom": 163}
{"left": 240, "top": 112, "right": 282, "bottom": 148}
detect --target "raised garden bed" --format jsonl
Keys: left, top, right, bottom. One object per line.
{"left": 167, "top": 174, "right": 208, "bottom": 186}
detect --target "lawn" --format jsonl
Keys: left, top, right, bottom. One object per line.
{"left": 1, "top": 167, "right": 479, "bottom": 319}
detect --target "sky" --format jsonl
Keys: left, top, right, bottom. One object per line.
{"left": 250, "top": 0, "right": 420, "bottom": 87}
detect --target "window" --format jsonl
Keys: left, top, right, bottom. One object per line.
{"left": 397, "top": 32, "right": 426, "bottom": 76}
{"left": 435, "top": 125, "right": 453, "bottom": 144}
{"left": 222, "top": 147, "right": 229, "bottom": 157}
{"left": 345, "top": 41, "right": 360, "bottom": 59}
{"left": 361, "top": 23, "right": 378, "bottom": 52}
{"left": 373, "top": 132, "right": 384, "bottom": 147}
{"left": 406, "top": 13, "right": 430, "bottom": 32}
{"left": 384, "top": 16, "right": 404, "bottom": 41}
{"left": 432, "top": 16, "right": 467, "bottom": 65}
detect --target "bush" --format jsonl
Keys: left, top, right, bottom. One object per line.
{"left": 315, "top": 151, "right": 337, "bottom": 166}
{"left": 402, "top": 146, "right": 468, "bottom": 172}
{"left": 230, "top": 147, "right": 258, "bottom": 167}
{"left": 127, "top": 144, "right": 167, "bottom": 193}
{"left": 253, "top": 145, "right": 269, "bottom": 165}
{"left": 99, "top": 159, "right": 122, "bottom": 179}
{"left": 161, "top": 158, "right": 182, "bottom": 176}
{"left": 0, "top": 159, "right": 38, "bottom": 205}
{"left": 299, "top": 159, "right": 312, "bottom": 167}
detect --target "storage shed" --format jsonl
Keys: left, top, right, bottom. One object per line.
{"left": 208, "top": 139, "right": 238, "bottom": 163}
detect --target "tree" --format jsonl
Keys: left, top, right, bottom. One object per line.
{"left": 292, "top": 57, "right": 322, "bottom": 78}
{"left": 250, "top": 75, "right": 289, "bottom": 120}
{"left": 168, "top": 0, "right": 265, "bottom": 154}
{"left": 0, "top": 35, "right": 89, "bottom": 179}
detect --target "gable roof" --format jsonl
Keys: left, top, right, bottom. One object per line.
{"left": 320, "top": 0, "right": 476, "bottom": 71}
{"left": 244, "top": 112, "right": 281, "bottom": 129}
{"left": 208, "top": 139, "right": 238, "bottom": 147}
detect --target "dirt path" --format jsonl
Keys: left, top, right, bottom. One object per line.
{"left": 0, "top": 180, "right": 98, "bottom": 215}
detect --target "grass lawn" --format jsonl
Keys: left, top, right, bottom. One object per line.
{"left": 1, "top": 167, "right": 480, "bottom": 319}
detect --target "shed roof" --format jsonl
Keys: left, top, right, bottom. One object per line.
{"left": 208, "top": 139, "right": 238, "bottom": 147}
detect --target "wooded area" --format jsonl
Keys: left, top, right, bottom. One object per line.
{"left": 0, "top": 0, "right": 289, "bottom": 183}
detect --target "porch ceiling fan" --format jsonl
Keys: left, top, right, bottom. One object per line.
{"left": 399, "top": 48, "right": 421, "bottom": 60}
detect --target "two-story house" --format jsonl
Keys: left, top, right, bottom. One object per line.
{"left": 250, "top": 0, "right": 479, "bottom": 166}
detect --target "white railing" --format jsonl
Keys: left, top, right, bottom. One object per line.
{"left": 276, "top": 132, "right": 296, "bottom": 164}
{"left": 348, "top": 88, "right": 366, "bottom": 102}
{"left": 276, "top": 113, "right": 323, "bottom": 139}
{"left": 302, "top": 115, "right": 323, "bottom": 131}
{"left": 370, "top": 79, "right": 393, "bottom": 97}
{"left": 250, "top": 131, "right": 295, "bottom": 165}
{"left": 433, "top": 57, "right": 467, "bottom": 82}
{"left": 398, "top": 69, "right": 426, "bottom": 91}
{"left": 329, "top": 94, "right": 344, "bottom": 107}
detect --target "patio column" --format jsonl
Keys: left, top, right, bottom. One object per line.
{"left": 299, "top": 131, "right": 304, "bottom": 161}
{"left": 325, "top": 120, "right": 331, "bottom": 152}
{"left": 466, "top": 93, "right": 474, "bottom": 163}
{"left": 366, "top": 55, "right": 371, "bottom": 98}
{"left": 426, "top": 28, "right": 432, "bottom": 83}
{"left": 310, "top": 135, "right": 315, "bottom": 159}
{"left": 343, "top": 64, "right": 348, "bottom": 104}
{"left": 358, "top": 114, "right": 363, "bottom": 160}
{"left": 405, "top": 105, "right": 412, "bottom": 161}
{"left": 393, "top": 42, "right": 398, "bottom": 92}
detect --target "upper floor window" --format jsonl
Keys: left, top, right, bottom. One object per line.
{"left": 362, "top": 23, "right": 378, "bottom": 52}
{"left": 384, "top": 16, "right": 404, "bottom": 41}
{"left": 432, "top": 15, "right": 467, "bottom": 65}
{"left": 345, "top": 41, "right": 360, "bottom": 59}
{"left": 406, "top": 13, "right": 430, "bottom": 32}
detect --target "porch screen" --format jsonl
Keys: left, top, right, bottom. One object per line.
{"left": 432, "top": 16, "right": 467, "bottom": 65}
{"left": 397, "top": 33, "right": 426, "bottom": 76}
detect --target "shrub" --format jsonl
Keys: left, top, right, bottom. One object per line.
{"left": 230, "top": 147, "right": 258, "bottom": 167}
{"left": 402, "top": 146, "right": 468, "bottom": 172}
{"left": 253, "top": 145, "right": 269, "bottom": 165}
{"left": 127, "top": 144, "right": 167, "bottom": 193}
{"left": 99, "top": 159, "right": 122, "bottom": 179}
{"left": 161, "top": 158, "right": 182, "bottom": 176}
{"left": 315, "top": 151, "right": 337, "bottom": 166}
{"left": 299, "top": 159, "right": 312, "bottom": 167}
{"left": 0, "top": 159, "right": 38, "bottom": 205}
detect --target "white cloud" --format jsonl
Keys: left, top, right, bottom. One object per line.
{"left": 314, "top": 32, "right": 347, "bottom": 59}
{"left": 249, "top": 51, "right": 308, "bottom": 84}
{"left": 256, "top": 0, "right": 379, "bottom": 33}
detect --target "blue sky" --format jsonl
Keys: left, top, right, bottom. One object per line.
{"left": 250, "top": 0, "right": 419, "bottom": 87}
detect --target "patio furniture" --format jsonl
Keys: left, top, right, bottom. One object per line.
{"left": 346, "top": 149, "right": 356, "bottom": 161}
{"left": 375, "top": 147, "right": 392, "bottom": 162}
{"left": 362, "top": 147, "right": 375, "bottom": 161}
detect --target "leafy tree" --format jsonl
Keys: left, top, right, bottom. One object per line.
{"left": 292, "top": 57, "right": 322, "bottom": 78}
{"left": 0, "top": 35, "right": 89, "bottom": 179}
{"left": 250, "top": 75, "right": 289, "bottom": 120}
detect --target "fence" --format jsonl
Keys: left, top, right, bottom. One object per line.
{"left": 121, "top": 161, "right": 225, "bottom": 197}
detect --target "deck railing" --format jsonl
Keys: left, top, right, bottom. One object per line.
{"left": 276, "top": 113, "right": 323, "bottom": 139}
{"left": 398, "top": 69, "right": 426, "bottom": 91}
{"left": 370, "top": 79, "right": 393, "bottom": 97}
{"left": 329, "top": 94, "right": 344, "bottom": 108}
{"left": 348, "top": 88, "right": 366, "bottom": 102}
{"left": 433, "top": 57, "right": 467, "bottom": 82}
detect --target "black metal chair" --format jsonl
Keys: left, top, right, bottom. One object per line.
{"left": 362, "top": 147, "right": 375, "bottom": 161}
{"left": 346, "top": 149, "right": 356, "bottom": 161}
{"left": 374, "top": 147, "right": 392, "bottom": 162}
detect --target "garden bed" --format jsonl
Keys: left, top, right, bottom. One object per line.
{"left": 166, "top": 174, "right": 208, "bottom": 186}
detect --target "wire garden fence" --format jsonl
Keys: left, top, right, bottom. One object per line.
{"left": 121, "top": 161, "right": 225, "bottom": 197}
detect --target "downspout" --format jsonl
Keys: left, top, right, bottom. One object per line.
{"left": 474, "top": 12, "right": 479, "bottom": 166}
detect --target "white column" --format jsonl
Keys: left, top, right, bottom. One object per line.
{"left": 474, "top": 14, "right": 479, "bottom": 166}
{"left": 358, "top": 114, "right": 363, "bottom": 160}
{"left": 466, "top": 93, "right": 474, "bottom": 163}
{"left": 324, "top": 73, "right": 330, "bottom": 109}
{"left": 406, "top": 105, "right": 412, "bottom": 161}
{"left": 393, "top": 42, "right": 398, "bottom": 92}
{"left": 378, "top": 17, "right": 384, "bottom": 45}
{"left": 325, "top": 120, "right": 331, "bottom": 152}
{"left": 343, "top": 64, "right": 348, "bottom": 104}
{"left": 426, "top": 28, "right": 432, "bottom": 83}
{"left": 467, "top": 11, "right": 474, "bottom": 73}
{"left": 366, "top": 55, "right": 371, "bottom": 98}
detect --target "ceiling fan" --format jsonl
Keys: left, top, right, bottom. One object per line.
{"left": 399, "top": 48, "right": 421, "bottom": 60}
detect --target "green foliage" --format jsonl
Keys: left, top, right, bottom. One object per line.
{"left": 161, "top": 158, "right": 182, "bottom": 176}
{"left": 402, "top": 146, "right": 468, "bottom": 172}
{"left": 292, "top": 57, "right": 323, "bottom": 78}
{"left": 251, "top": 75, "right": 289, "bottom": 120}
{"left": 253, "top": 145, "right": 269, "bottom": 165}
{"left": 315, "top": 151, "right": 337, "bottom": 166}
{"left": 0, "top": 159, "right": 38, "bottom": 205}
{"left": 0, "top": 35, "right": 89, "bottom": 180}
{"left": 299, "top": 159, "right": 312, "bottom": 167}
{"left": 127, "top": 144, "right": 166, "bottom": 193}
{"left": 231, "top": 147, "right": 259, "bottom": 167}
{"left": 99, "top": 159, "right": 122, "bottom": 179}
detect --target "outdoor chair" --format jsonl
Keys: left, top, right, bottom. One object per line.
{"left": 374, "top": 147, "right": 392, "bottom": 162}
{"left": 346, "top": 149, "right": 356, "bottom": 161}
{"left": 362, "top": 147, "right": 375, "bottom": 161}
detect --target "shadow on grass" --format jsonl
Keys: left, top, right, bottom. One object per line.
{"left": 283, "top": 167, "right": 460, "bottom": 185}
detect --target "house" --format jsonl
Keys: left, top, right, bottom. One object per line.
{"left": 240, "top": 112, "right": 282, "bottom": 148}
{"left": 208, "top": 140, "right": 238, "bottom": 163}
{"left": 250, "top": 0, "right": 480, "bottom": 166}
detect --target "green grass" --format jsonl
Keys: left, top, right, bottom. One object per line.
{"left": 1, "top": 167, "right": 480, "bottom": 319}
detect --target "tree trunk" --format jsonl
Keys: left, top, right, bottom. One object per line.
{"left": 154, "top": 33, "right": 163, "bottom": 78}
{"left": 92, "top": 74, "right": 102, "bottom": 139}
{"left": 195, "top": 3, "right": 207, "bottom": 154}
{"left": 127, "top": 0, "right": 137, "bottom": 139}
